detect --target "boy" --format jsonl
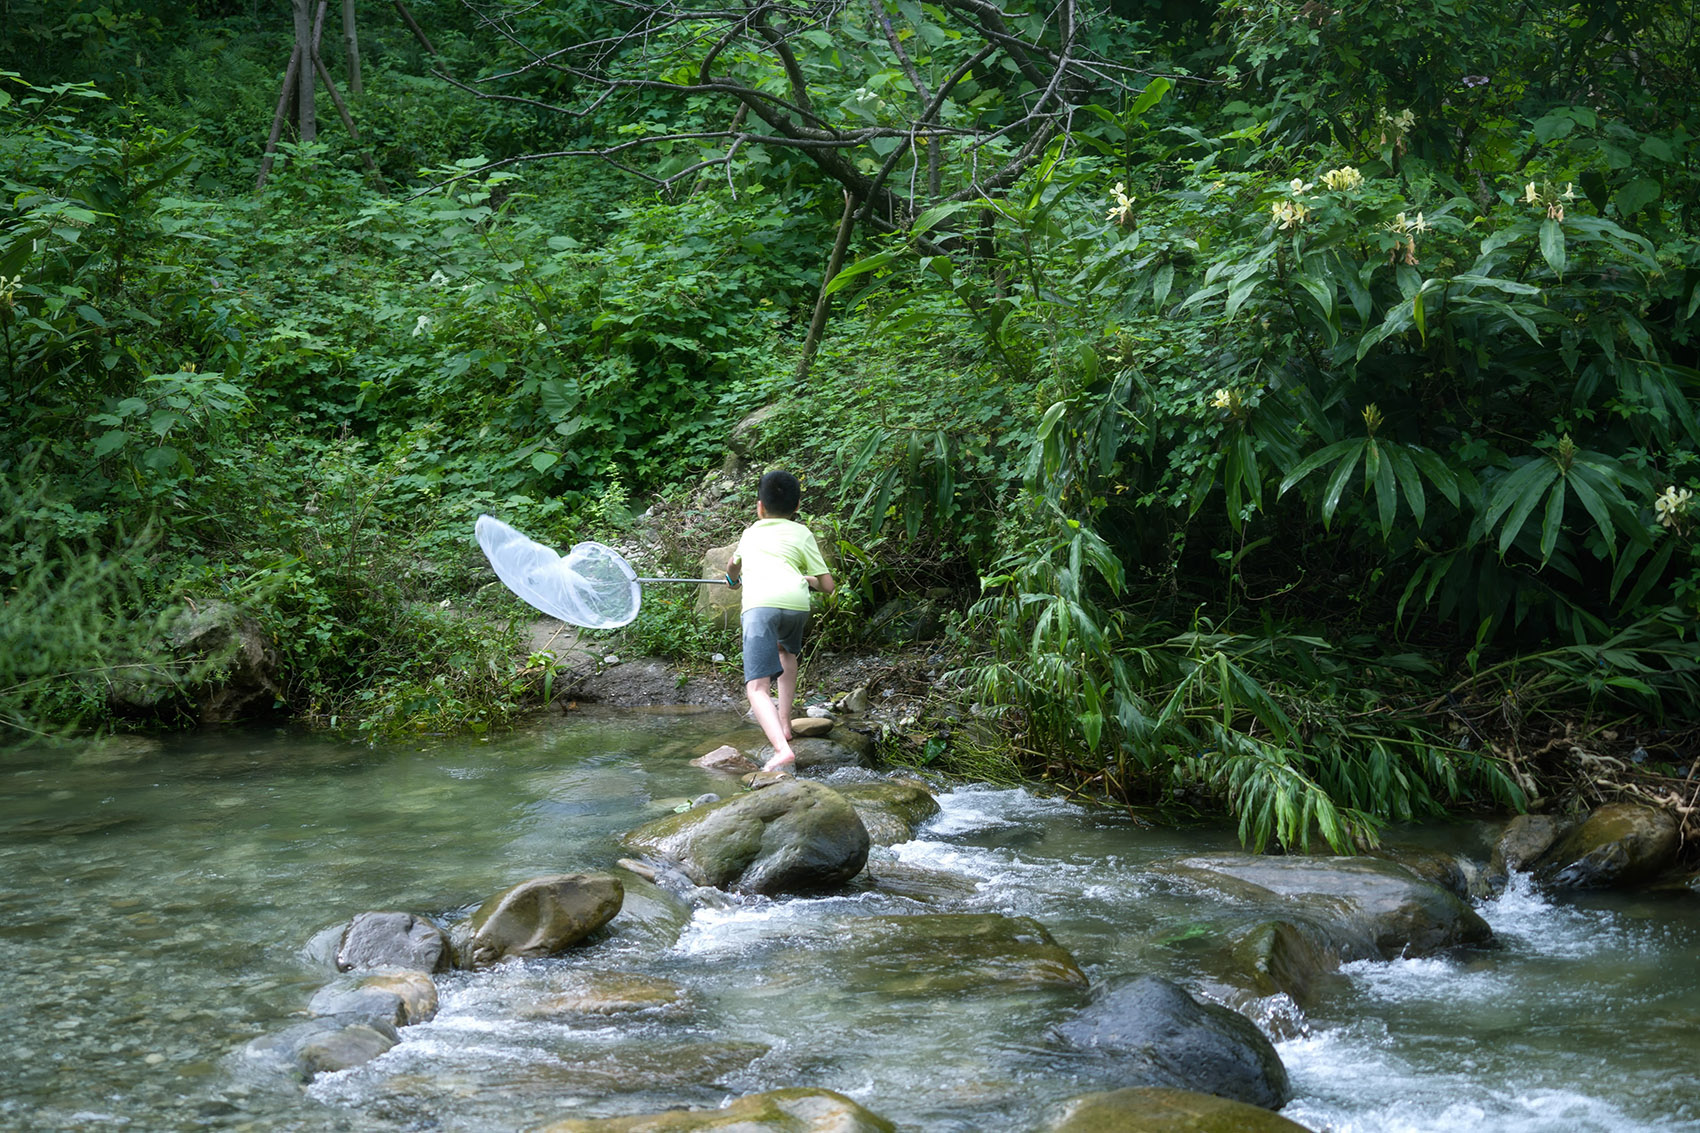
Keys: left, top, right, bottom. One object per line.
{"left": 725, "top": 470, "right": 835, "bottom": 773}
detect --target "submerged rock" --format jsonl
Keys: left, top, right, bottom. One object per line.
{"left": 463, "top": 1039, "right": 770, "bottom": 1099}
{"left": 463, "top": 873, "right": 624, "bottom": 967}
{"left": 517, "top": 971, "right": 693, "bottom": 1021}
{"left": 785, "top": 912, "right": 1088, "bottom": 995}
{"left": 1226, "top": 920, "right": 1342, "bottom": 1009}
{"left": 620, "top": 778, "right": 870, "bottom": 896}
{"left": 309, "top": 970, "right": 439, "bottom": 1027}
{"left": 852, "top": 857, "right": 982, "bottom": 903}
{"left": 835, "top": 779, "right": 941, "bottom": 845}
{"left": 1533, "top": 802, "right": 1680, "bottom": 889}
{"left": 1054, "top": 975, "right": 1290, "bottom": 1109}
{"left": 242, "top": 1017, "right": 398, "bottom": 1082}
{"left": 1043, "top": 1086, "right": 1315, "bottom": 1132}
{"left": 1159, "top": 854, "right": 1493, "bottom": 960}
{"left": 537, "top": 1087, "right": 896, "bottom": 1132}
{"left": 337, "top": 911, "right": 451, "bottom": 973}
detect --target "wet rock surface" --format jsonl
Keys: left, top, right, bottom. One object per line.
{"left": 537, "top": 1087, "right": 897, "bottom": 1132}
{"left": 620, "top": 778, "right": 870, "bottom": 896}
{"left": 774, "top": 911, "right": 1089, "bottom": 995}
{"left": 1532, "top": 802, "right": 1681, "bottom": 889}
{"left": 1043, "top": 1086, "right": 1317, "bottom": 1132}
{"left": 464, "top": 872, "right": 625, "bottom": 967}
{"left": 1159, "top": 854, "right": 1494, "bottom": 960}
{"left": 1053, "top": 975, "right": 1291, "bottom": 1109}
{"left": 336, "top": 911, "right": 451, "bottom": 973}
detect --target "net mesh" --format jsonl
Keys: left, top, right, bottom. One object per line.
{"left": 475, "top": 515, "right": 642, "bottom": 629}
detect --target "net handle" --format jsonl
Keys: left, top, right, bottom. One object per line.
{"left": 637, "top": 576, "right": 728, "bottom": 584}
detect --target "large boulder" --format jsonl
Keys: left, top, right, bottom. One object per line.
{"left": 1042, "top": 1087, "right": 1315, "bottom": 1132}
{"left": 462, "top": 873, "right": 624, "bottom": 967}
{"left": 337, "top": 911, "right": 451, "bottom": 973}
{"left": 1533, "top": 802, "right": 1681, "bottom": 889}
{"left": 1054, "top": 976, "right": 1290, "bottom": 1110}
{"left": 1158, "top": 854, "right": 1493, "bottom": 960}
{"left": 108, "top": 600, "right": 282, "bottom": 723}
{"left": 620, "top": 778, "right": 870, "bottom": 896}
{"left": 696, "top": 545, "right": 740, "bottom": 630}
{"left": 835, "top": 779, "right": 941, "bottom": 845}
{"left": 538, "top": 1087, "right": 896, "bottom": 1132}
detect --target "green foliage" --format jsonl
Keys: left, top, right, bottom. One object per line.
{"left": 0, "top": 465, "right": 183, "bottom": 744}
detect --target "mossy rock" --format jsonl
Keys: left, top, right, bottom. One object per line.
{"left": 1043, "top": 1087, "right": 1315, "bottom": 1132}
{"left": 537, "top": 1087, "right": 896, "bottom": 1132}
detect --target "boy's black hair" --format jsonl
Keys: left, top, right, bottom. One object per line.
{"left": 758, "top": 470, "right": 802, "bottom": 517}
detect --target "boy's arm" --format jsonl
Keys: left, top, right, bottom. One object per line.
{"left": 809, "top": 571, "right": 835, "bottom": 595}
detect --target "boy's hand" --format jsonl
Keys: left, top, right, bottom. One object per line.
{"left": 724, "top": 572, "right": 741, "bottom": 589}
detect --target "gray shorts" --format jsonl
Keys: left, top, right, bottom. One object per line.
{"left": 742, "top": 607, "right": 809, "bottom": 682}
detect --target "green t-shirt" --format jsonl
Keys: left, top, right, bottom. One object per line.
{"left": 734, "top": 518, "right": 830, "bottom": 612}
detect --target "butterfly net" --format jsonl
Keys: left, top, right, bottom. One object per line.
{"left": 475, "top": 515, "right": 642, "bottom": 629}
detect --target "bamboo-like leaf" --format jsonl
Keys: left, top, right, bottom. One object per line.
{"left": 1406, "top": 445, "right": 1460, "bottom": 507}
{"left": 823, "top": 248, "right": 901, "bottom": 295}
{"left": 1490, "top": 461, "right": 1560, "bottom": 557}
{"left": 1562, "top": 463, "right": 1617, "bottom": 551}
{"left": 1035, "top": 400, "right": 1069, "bottom": 440}
{"left": 1152, "top": 263, "right": 1174, "bottom": 310}
{"left": 1538, "top": 479, "right": 1566, "bottom": 564}
{"left": 1539, "top": 218, "right": 1567, "bottom": 277}
{"left": 1483, "top": 458, "right": 1557, "bottom": 530}
{"left": 1294, "top": 274, "right": 1338, "bottom": 345}
{"left": 1372, "top": 441, "right": 1398, "bottom": 534}
{"left": 1320, "top": 441, "right": 1366, "bottom": 527}
{"left": 1237, "top": 431, "right": 1263, "bottom": 513}
{"left": 1278, "top": 438, "right": 1360, "bottom": 495}
{"left": 1385, "top": 445, "right": 1426, "bottom": 528}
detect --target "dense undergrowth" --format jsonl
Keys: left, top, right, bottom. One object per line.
{"left": 3, "top": 0, "right": 1697, "bottom": 851}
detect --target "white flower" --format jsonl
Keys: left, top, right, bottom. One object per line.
{"left": 1271, "top": 198, "right": 1311, "bottom": 229}
{"left": 412, "top": 315, "right": 432, "bottom": 337}
{"left": 1322, "top": 166, "right": 1363, "bottom": 191}
{"left": 1654, "top": 485, "right": 1692, "bottom": 529}
{"left": 428, "top": 270, "right": 449, "bottom": 286}
{"left": 1106, "top": 181, "right": 1136, "bottom": 228}
{"left": 1289, "top": 177, "right": 1315, "bottom": 196}
{"left": 533, "top": 322, "right": 548, "bottom": 335}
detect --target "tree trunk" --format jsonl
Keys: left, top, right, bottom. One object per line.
{"left": 291, "top": 0, "right": 317, "bottom": 142}
{"left": 392, "top": 0, "right": 440, "bottom": 57}
{"left": 342, "top": 0, "right": 362, "bottom": 96}
{"left": 797, "top": 190, "right": 858, "bottom": 381}
{"left": 312, "top": 50, "right": 387, "bottom": 192}
{"left": 257, "top": 46, "right": 303, "bottom": 192}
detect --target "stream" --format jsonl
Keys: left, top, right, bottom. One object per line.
{"left": 3, "top": 709, "right": 1698, "bottom": 1131}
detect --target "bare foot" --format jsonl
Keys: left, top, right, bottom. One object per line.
{"left": 762, "top": 752, "right": 796, "bottom": 774}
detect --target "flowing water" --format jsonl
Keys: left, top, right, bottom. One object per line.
{"left": 3, "top": 710, "right": 1698, "bottom": 1132}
